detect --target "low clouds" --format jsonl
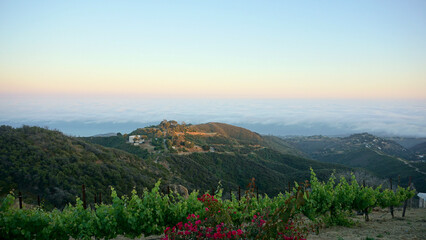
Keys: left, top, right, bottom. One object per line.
{"left": 0, "top": 96, "right": 425, "bottom": 137}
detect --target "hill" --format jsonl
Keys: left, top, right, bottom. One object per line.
{"left": 281, "top": 133, "right": 415, "bottom": 160}
{"left": 385, "top": 136, "right": 426, "bottom": 149}
{"left": 190, "top": 122, "right": 263, "bottom": 145}
{"left": 1, "top": 123, "right": 350, "bottom": 208}
{"left": 0, "top": 125, "right": 169, "bottom": 208}
{"left": 159, "top": 148, "right": 349, "bottom": 196}
{"left": 262, "top": 135, "right": 306, "bottom": 157}
{"left": 84, "top": 121, "right": 351, "bottom": 196}
{"left": 280, "top": 134, "right": 426, "bottom": 192}
{"left": 410, "top": 141, "right": 426, "bottom": 155}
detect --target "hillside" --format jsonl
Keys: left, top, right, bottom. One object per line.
{"left": 83, "top": 121, "right": 351, "bottom": 196}
{"left": 262, "top": 135, "right": 306, "bottom": 157}
{"left": 386, "top": 136, "right": 426, "bottom": 149}
{"left": 190, "top": 122, "right": 263, "bottom": 145}
{"left": 160, "top": 148, "right": 349, "bottom": 196}
{"left": 1, "top": 123, "right": 350, "bottom": 209}
{"left": 280, "top": 134, "right": 426, "bottom": 192}
{"left": 0, "top": 125, "right": 169, "bottom": 208}
{"left": 282, "top": 133, "right": 415, "bottom": 160}
{"left": 410, "top": 141, "right": 426, "bottom": 155}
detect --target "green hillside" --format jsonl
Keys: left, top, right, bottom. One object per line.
{"left": 82, "top": 122, "right": 350, "bottom": 196}
{"left": 81, "top": 135, "right": 149, "bottom": 159}
{"left": 305, "top": 148, "right": 425, "bottom": 192}
{"left": 410, "top": 141, "right": 426, "bottom": 155}
{"left": 262, "top": 135, "right": 308, "bottom": 157}
{"left": 1, "top": 124, "right": 350, "bottom": 209}
{"left": 0, "top": 125, "right": 168, "bottom": 208}
{"left": 160, "top": 148, "right": 349, "bottom": 196}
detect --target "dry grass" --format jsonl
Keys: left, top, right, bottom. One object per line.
{"left": 308, "top": 208, "right": 426, "bottom": 240}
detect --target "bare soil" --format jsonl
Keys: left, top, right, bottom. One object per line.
{"left": 308, "top": 208, "right": 426, "bottom": 240}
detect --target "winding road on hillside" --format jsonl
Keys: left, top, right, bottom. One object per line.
{"left": 396, "top": 157, "right": 426, "bottom": 175}
{"left": 373, "top": 149, "right": 426, "bottom": 175}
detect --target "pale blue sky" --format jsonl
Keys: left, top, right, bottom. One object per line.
{"left": 1, "top": 1, "right": 426, "bottom": 136}
{"left": 1, "top": 0, "right": 425, "bottom": 98}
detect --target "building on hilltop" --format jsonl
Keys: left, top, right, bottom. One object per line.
{"left": 128, "top": 135, "right": 145, "bottom": 145}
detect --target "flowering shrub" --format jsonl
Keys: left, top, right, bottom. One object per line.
{"left": 164, "top": 193, "right": 309, "bottom": 240}
{"left": 163, "top": 212, "right": 308, "bottom": 240}
{"left": 163, "top": 213, "right": 243, "bottom": 239}
{"left": 197, "top": 194, "right": 232, "bottom": 226}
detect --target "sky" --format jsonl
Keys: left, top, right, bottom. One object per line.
{"left": 0, "top": 1, "right": 426, "bottom": 136}
{"left": 1, "top": 0, "right": 425, "bottom": 99}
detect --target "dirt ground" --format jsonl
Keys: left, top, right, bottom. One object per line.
{"left": 308, "top": 208, "right": 426, "bottom": 240}
{"left": 115, "top": 208, "right": 426, "bottom": 240}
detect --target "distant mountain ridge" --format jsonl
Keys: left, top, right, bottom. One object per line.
{"left": 410, "top": 142, "right": 426, "bottom": 155}
{"left": 91, "top": 132, "right": 117, "bottom": 137}
{"left": 281, "top": 133, "right": 416, "bottom": 160}
{"left": 280, "top": 133, "right": 426, "bottom": 192}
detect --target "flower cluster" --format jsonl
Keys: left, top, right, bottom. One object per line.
{"left": 251, "top": 214, "right": 266, "bottom": 227}
{"left": 198, "top": 194, "right": 218, "bottom": 203}
{"left": 164, "top": 212, "right": 308, "bottom": 240}
{"left": 163, "top": 214, "right": 244, "bottom": 239}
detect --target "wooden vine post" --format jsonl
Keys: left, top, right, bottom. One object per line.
{"left": 82, "top": 184, "right": 87, "bottom": 210}
{"left": 389, "top": 178, "right": 394, "bottom": 218}
{"left": 256, "top": 187, "right": 259, "bottom": 201}
{"left": 402, "top": 176, "right": 411, "bottom": 217}
{"left": 363, "top": 180, "right": 369, "bottom": 221}
{"left": 18, "top": 192, "right": 23, "bottom": 209}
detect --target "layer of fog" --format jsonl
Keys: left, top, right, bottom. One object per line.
{"left": 1, "top": 96, "right": 425, "bottom": 137}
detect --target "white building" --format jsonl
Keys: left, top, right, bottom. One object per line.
{"left": 129, "top": 135, "right": 145, "bottom": 145}
{"left": 418, "top": 193, "right": 426, "bottom": 208}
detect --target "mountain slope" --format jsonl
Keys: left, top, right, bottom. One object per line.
{"left": 190, "top": 122, "right": 263, "bottom": 145}
{"left": 0, "top": 125, "right": 168, "bottom": 208}
{"left": 160, "top": 148, "right": 349, "bottom": 196}
{"left": 281, "top": 134, "right": 426, "bottom": 192}
{"left": 1, "top": 124, "right": 351, "bottom": 209}
{"left": 81, "top": 121, "right": 350, "bottom": 196}
{"left": 262, "top": 135, "right": 306, "bottom": 157}
{"left": 410, "top": 141, "right": 426, "bottom": 155}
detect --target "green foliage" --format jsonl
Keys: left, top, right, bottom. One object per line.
{"left": 0, "top": 125, "right": 167, "bottom": 208}
{"left": 302, "top": 168, "right": 415, "bottom": 226}
{"left": 166, "top": 148, "right": 348, "bottom": 197}
{"left": 81, "top": 135, "right": 149, "bottom": 159}
{"left": 0, "top": 169, "right": 417, "bottom": 239}
{"left": 282, "top": 134, "right": 424, "bottom": 192}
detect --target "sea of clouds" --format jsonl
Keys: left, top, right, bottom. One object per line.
{"left": 0, "top": 96, "right": 425, "bottom": 137}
